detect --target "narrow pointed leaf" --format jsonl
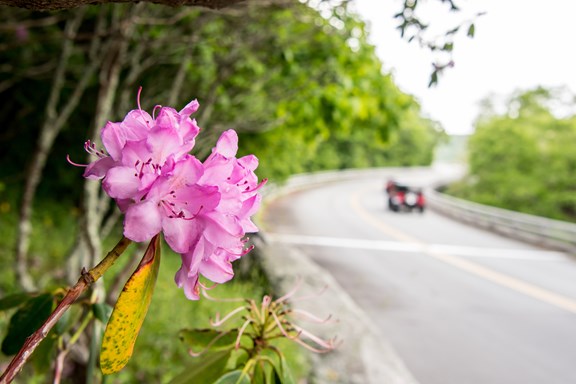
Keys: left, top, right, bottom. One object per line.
{"left": 467, "top": 23, "right": 475, "bottom": 37}
{"left": 276, "top": 352, "right": 296, "bottom": 384}
{"left": 54, "top": 306, "right": 71, "bottom": 335}
{"left": 269, "top": 351, "right": 296, "bottom": 384}
{"left": 178, "top": 328, "right": 238, "bottom": 354}
{"left": 213, "top": 370, "right": 251, "bottom": 384}
{"left": 100, "top": 235, "right": 161, "bottom": 374}
{"left": 252, "top": 359, "right": 266, "bottom": 384}
{"left": 92, "top": 302, "right": 113, "bottom": 323}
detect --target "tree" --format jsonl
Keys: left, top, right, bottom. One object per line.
{"left": 0, "top": 0, "right": 243, "bottom": 11}
{"left": 448, "top": 87, "right": 576, "bottom": 222}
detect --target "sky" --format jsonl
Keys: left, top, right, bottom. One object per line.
{"left": 352, "top": 0, "right": 576, "bottom": 135}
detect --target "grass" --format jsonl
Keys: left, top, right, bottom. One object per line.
{"left": 0, "top": 191, "right": 312, "bottom": 383}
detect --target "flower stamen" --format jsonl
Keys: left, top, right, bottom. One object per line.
{"left": 84, "top": 140, "right": 107, "bottom": 158}
{"left": 66, "top": 154, "right": 88, "bottom": 168}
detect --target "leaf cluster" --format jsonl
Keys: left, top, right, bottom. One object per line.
{"left": 393, "top": 0, "right": 483, "bottom": 86}
{"left": 0, "top": 289, "right": 114, "bottom": 380}
{"left": 446, "top": 87, "right": 576, "bottom": 222}
{"left": 0, "top": 1, "right": 442, "bottom": 199}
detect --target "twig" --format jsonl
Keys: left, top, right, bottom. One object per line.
{"left": 0, "top": 236, "right": 132, "bottom": 384}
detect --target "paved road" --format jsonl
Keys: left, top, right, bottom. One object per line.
{"left": 262, "top": 168, "right": 576, "bottom": 384}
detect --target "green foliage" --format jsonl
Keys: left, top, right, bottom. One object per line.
{"left": 173, "top": 291, "right": 321, "bottom": 384}
{"left": 239, "top": 10, "right": 443, "bottom": 179}
{"left": 446, "top": 87, "right": 576, "bottom": 222}
{"left": 0, "top": 2, "right": 442, "bottom": 382}
{"left": 0, "top": 192, "right": 79, "bottom": 293}
{"left": 393, "top": 0, "right": 484, "bottom": 86}
{"left": 0, "top": 242, "right": 283, "bottom": 383}
{"left": 1, "top": 1, "right": 442, "bottom": 196}
{"left": 96, "top": 246, "right": 291, "bottom": 384}
{"left": 0, "top": 293, "right": 54, "bottom": 355}
{"left": 178, "top": 329, "right": 238, "bottom": 354}
{"left": 0, "top": 292, "right": 37, "bottom": 311}
{"left": 169, "top": 350, "right": 233, "bottom": 384}
{"left": 213, "top": 370, "right": 251, "bottom": 384}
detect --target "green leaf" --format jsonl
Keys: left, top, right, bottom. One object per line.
{"left": 271, "top": 366, "right": 282, "bottom": 384}
{"left": 270, "top": 352, "right": 296, "bottom": 384}
{"left": 31, "top": 331, "right": 58, "bottom": 373}
{"left": 0, "top": 292, "right": 36, "bottom": 311}
{"left": 178, "top": 328, "right": 238, "bottom": 355}
{"left": 1, "top": 293, "right": 54, "bottom": 355}
{"left": 467, "top": 24, "right": 475, "bottom": 37}
{"left": 92, "top": 302, "right": 113, "bottom": 324}
{"left": 55, "top": 302, "right": 83, "bottom": 336}
{"left": 446, "top": 26, "right": 460, "bottom": 35}
{"left": 54, "top": 306, "right": 71, "bottom": 335}
{"left": 213, "top": 370, "right": 251, "bottom": 384}
{"left": 428, "top": 71, "right": 439, "bottom": 87}
{"left": 100, "top": 235, "right": 161, "bottom": 375}
{"left": 252, "top": 360, "right": 266, "bottom": 384}
{"left": 226, "top": 348, "right": 250, "bottom": 371}
{"left": 168, "top": 350, "right": 231, "bottom": 384}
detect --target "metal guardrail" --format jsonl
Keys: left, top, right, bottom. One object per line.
{"left": 426, "top": 189, "right": 576, "bottom": 254}
{"left": 261, "top": 166, "right": 432, "bottom": 201}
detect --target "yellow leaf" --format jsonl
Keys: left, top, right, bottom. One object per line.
{"left": 100, "top": 235, "right": 161, "bottom": 375}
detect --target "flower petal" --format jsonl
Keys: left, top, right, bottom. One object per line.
{"left": 83, "top": 157, "right": 116, "bottom": 180}
{"left": 175, "top": 264, "right": 200, "bottom": 300}
{"left": 199, "top": 252, "right": 234, "bottom": 284}
{"left": 124, "top": 200, "right": 162, "bottom": 242}
{"left": 163, "top": 217, "right": 200, "bottom": 254}
{"left": 238, "top": 154, "right": 259, "bottom": 172}
{"left": 103, "top": 166, "right": 140, "bottom": 199}
{"left": 154, "top": 107, "right": 179, "bottom": 130}
{"left": 147, "top": 127, "right": 183, "bottom": 165}
{"left": 101, "top": 122, "right": 125, "bottom": 160}
{"left": 214, "top": 130, "right": 238, "bottom": 158}
{"left": 122, "top": 109, "right": 153, "bottom": 139}
{"left": 179, "top": 99, "right": 199, "bottom": 118}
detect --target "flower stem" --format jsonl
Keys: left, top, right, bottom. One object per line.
{"left": 0, "top": 236, "right": 132, "bottom": 384}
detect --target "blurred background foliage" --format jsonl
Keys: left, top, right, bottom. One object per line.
{"left": 0, "top": 1, "right": 443, "bottom": 200}
{"left": 0, "top": 1, "right": 444, "bottom": 381}
{"left": 2, "top": 0, "right": 576, "bottom": 380}
{"left": 446, "top": 86, "right": 576, "bottom": 223}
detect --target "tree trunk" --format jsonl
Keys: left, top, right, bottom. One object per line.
{"left": 0, "top": 0, "right": 245, "bottom": 11}
{"left": 66, "top": 4, "right": 143, "bottom": 282}
{"left": 15, "top": 8, "right": 90, "bottom": 291}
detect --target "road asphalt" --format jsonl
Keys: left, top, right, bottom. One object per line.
{"left": 254, "top": 166, "right": 465, "bottom": 383}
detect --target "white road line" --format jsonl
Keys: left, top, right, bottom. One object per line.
{"left": 267, "top": 233, "right": 567, "bottom": 261}
{"left": 348, "top": 188, "right": 576, "bottom": 315}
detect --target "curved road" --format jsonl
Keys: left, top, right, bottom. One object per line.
{"left": 262, "top": 168, "right": 576, "bottom": 384}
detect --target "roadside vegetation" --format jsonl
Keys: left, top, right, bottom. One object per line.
{"left": 445, "top": 87, "right": 576, "bottom": 223}
{"left": 0, "top": 1, "right": 448, "bottom": 381}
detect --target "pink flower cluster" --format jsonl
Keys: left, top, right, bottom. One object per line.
{"left": 78, "top": 92, "right": 264, "bottom": 300}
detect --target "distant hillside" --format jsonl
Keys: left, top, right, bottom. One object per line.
{"left": 434, "top": 134, "right": 469, "bottom": 163}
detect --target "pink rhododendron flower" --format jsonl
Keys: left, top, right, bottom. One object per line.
{"left": 71, "top": 89, "right": 265, "bottom": 300}
{"left": 174, "top": 130, "right": 265, "bottom": 299}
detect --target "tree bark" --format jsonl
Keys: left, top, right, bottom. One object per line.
{"left": 15, "top": 8, "right": 92, "bottom": 291}
{"left": 0, "top": 0, "right": 245, "bottom": 11}
{"left": 66, "top": 4, "right": 143, "bottom": 282}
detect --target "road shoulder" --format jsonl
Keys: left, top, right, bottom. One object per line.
{"left": 254, "top": 236, "right": 419, "bottom": 384}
